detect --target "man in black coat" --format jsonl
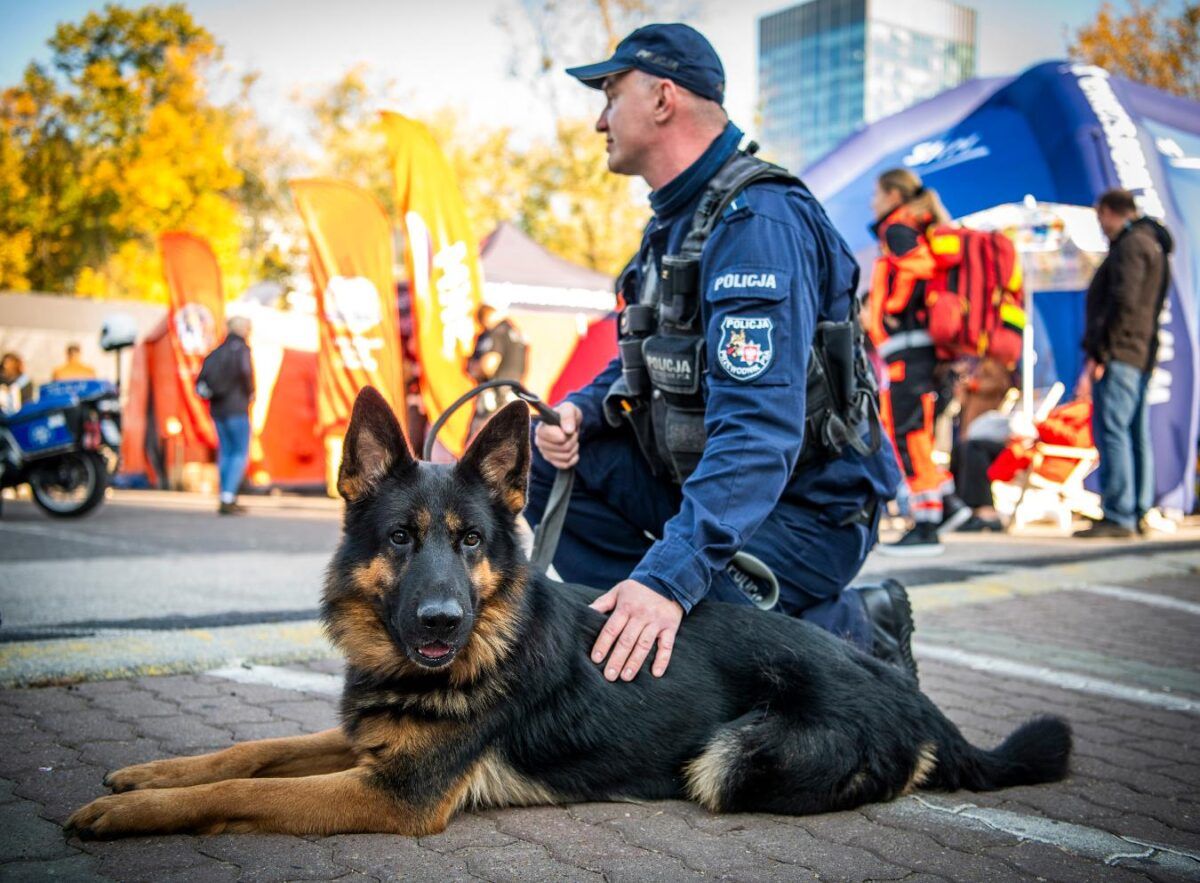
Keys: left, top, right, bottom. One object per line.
{"left": 1077, "top": 189, "right": 1173, "bottom": 538}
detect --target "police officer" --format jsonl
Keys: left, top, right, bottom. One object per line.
{"left": 527, "top": 24, "right": 911, "bottom": 684}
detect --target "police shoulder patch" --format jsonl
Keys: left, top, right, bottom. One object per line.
{"left": 717, "top": 315, "right": 774, "bottom": 382}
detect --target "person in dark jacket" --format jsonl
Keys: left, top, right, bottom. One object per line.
{"left": 528, "top": 24, "right": 908, "bottom": 686}
{"left": 1077, "top": 189, "right": 1173, "bottom": 538}
{"left": 203, "top": 317, "right": 255, "bottom": 515}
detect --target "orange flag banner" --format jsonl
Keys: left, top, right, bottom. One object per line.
{"left": 159, "top": 231, "right": 224, "bottom": 450}
{"left": 382, "top": 111, "right": 482, "bottom": 457}
{"left": 290, "top": 179, "right": 406, "bottom": 441}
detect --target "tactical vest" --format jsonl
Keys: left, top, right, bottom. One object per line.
{"left": 602, "top": 147, "right": 882, "bottom": 485}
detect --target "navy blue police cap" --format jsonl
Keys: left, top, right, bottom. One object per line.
{"left": 566, "top": 23, "right": 725, "bottom": 105}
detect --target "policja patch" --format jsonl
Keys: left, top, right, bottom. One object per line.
{"left": 717, "top": 315, "right": 774, "bottom": 381}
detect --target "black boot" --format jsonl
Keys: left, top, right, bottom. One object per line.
{"left": 857, "top": 579, "right": 918, "bottom": 683}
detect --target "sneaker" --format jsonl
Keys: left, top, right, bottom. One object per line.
{"left": 937, "top": 494, "right": 972, "bottom": 535}
{"left": 857, "top": 579, "right": 918, "bottom": 682}
{"left": 725, "top": 552, "right": 780, "bottom": 611}
{"left": 957, "top": 514, "right": 1004, "bottom": 533}
{"left": 876, "top": 522, "right": 944, "bottom": 557}
{"left": 1073, "top": 518, "right": 1134, "bottom": 539}
{"left": 218, "top": 501, "right": 248, "bottom": 516}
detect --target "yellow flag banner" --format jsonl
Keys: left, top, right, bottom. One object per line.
{"left": 290, "top": 179, "right": 405, "bottom": 440}
{"left": 159, "top": 231, "right": 224, "bottom": 451}
{"left": 382, "top": 111, "right": 482, "bottom": 457}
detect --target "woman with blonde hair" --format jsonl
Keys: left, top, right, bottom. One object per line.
{"left": 868, "top": 169, "right": 962, "bottom": 555}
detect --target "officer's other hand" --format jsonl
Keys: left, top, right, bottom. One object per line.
{"left": 534, "top": 402, "right": 582, "bottom": 469}
{"left": 589, "top": 579, "right": 684, "bottom": 681}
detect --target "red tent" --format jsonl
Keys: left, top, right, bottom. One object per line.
{"left": 120, "top": 306, "right": 325, "bottom": 490}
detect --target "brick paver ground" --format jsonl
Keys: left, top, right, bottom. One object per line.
{"left": 1, "top": 569, "right": 1198, "bottom": 881}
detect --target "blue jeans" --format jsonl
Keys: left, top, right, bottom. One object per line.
{"left": 1092, "top": 360, "right": 1154, "bottom": 528}
{"left": 525, "top": 428, "right": 875, "bottom": 650}
{"left": 213, "top": 414, "right": 251, "bottom": 499}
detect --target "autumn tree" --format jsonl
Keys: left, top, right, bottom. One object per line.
{"left": 0, "top": 92, "right": 35, "bottom": 289}
{"left": 1, "top": 65, "right": 87, "bottom": 292}
{"left": 1070, "top": 0, "right": 1200, "bottom": 99}
{"left": 1, "top": 4, "right": 249, "bottom": 302}
{"left": 227, "top": 71, "right": 304, "bottom": 286}
{"left": 303, "top": 0, "right": 687, "bottom": 277}
{"left": 304, "top": 65, "right": 398, "bottom": 217}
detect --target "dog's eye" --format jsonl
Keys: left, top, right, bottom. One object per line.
{"left": 463, "top": 531, "right": 482, "bottom": 548}
{"left": 390, "top": 529, "right": 411, "bottom": 546}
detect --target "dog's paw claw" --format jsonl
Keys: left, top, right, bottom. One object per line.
{"left": 66, "top": 797, "right": 115, "bottom": 840}
{"left": 104, "top": 761, "right": 172, "bottom": 792}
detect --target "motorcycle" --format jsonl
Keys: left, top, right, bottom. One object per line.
{"left": 0, "top": 379, "right": 122, "bottom": 517}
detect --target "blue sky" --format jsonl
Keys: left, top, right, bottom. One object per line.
{"left": 0, "top": 0, "right": 1107, "bottom": 143}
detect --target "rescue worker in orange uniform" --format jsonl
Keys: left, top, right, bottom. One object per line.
{"left": 867, "top": 169, "right": 966, "bottom": 555}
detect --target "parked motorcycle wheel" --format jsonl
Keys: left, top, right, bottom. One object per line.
{"left": 29, "top": 451, "right": 108, "bottom": 517}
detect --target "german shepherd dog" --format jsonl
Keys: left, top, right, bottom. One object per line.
{"left": 67, "top": 388, "right": 1071, "bottom": 839}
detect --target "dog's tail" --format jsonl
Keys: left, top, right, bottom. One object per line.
{"left": 935, "top": 716, "right": 1072, "bottom": 791}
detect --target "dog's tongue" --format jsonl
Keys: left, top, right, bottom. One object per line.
{"left": 419, "top": 642, "right": 452, "bottom": 660}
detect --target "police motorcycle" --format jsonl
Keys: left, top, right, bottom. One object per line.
{"left": 0, "top": 315, "right": 135, "bottom": 518}
{"left": 0, "top": 379, "right": 122, "bottom": 517}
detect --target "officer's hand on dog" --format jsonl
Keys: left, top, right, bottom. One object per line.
{"left": 589, "top": 580, "right": 684, "bottom": 681}
{"left": 534, "top": 402, "right": 582, "bottom": 469}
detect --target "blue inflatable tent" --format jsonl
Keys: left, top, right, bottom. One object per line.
{"left": 804, "top": 61, "right": 1200, "bottom": 513}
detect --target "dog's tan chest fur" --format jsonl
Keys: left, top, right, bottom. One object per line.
{"left": 460, "top": 751, "right": 558, "bottom": 810}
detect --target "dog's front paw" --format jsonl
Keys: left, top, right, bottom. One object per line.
{"left": 104, "top": 759, "right": 193, "bottom": 792}
{"left": 66, "top": 791, "right": 165, "bottom": 839}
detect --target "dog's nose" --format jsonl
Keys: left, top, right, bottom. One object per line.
{"left": 417, "top": 598, "right": 464, "bottom": 633}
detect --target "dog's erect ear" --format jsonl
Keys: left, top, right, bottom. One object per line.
{"left": 456, "top": 401, "right": 531, "bottom": 514}
{"left": 338, "top": 386, "right": 413, "bottom": 502}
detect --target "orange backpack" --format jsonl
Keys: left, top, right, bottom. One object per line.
{"left": 924, "top": 226, "right": 1027, "bottom": 367}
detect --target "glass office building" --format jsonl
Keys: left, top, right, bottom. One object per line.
{"left": 759, "top": 0, "right": 976, "bottom": 171}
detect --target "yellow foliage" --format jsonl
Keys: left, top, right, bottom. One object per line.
{"left": 0, "top": 229, "right": 32, "bottom": 290}
{"left": 1070, "top": 0, "right": 1200, "bottom": 99}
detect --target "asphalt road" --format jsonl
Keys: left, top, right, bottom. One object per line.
{"left": 1, "top": 493, "right": 339, "bottom": 634}
{"left": 2, "top": 490, "right": 1192, "bottom": 638}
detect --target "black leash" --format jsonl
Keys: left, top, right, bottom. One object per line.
{"left": 421, "top": 380, "right": 574, "bottom": 576}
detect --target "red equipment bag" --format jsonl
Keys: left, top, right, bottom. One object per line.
{"left": 924, "top": 226, "right": 1027, "bottom": 367}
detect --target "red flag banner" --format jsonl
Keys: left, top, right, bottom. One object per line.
{"left": 290, "top": 179, "right": 405, "bottom": 440}
{"left": 159, "top": 231, "right": 224, "bottom": 450}
{"left": 382, "top": 112, "right": 483, "bottom": 457}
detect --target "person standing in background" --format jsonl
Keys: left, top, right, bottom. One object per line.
{"left": 867, "top": 169, "right": 966, "bottom": 556}
{"left": 51, "top": 344, "right": 97, "bottom": 381}
{"left": 198, "top": 317, "right": 255, "bottom": 515}
{"left": 1076, "top": 189, "right": 1173, "bottom": 539}
{"left": 467, "top": 303, "right": 529, "bottom": 436}
{"left": 0, "top": 353, "right": 33, "bottom": 413}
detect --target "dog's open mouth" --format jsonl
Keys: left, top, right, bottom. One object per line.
{"left": 416, "top": 641, "right": 456, "bottom": 664}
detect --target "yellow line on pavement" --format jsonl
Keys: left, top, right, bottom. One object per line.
{"left": 910, "top": 550, "right": 1200, "bottom": 613}
{"left": 0, "top": 620, "right": 336, "bottom": 687}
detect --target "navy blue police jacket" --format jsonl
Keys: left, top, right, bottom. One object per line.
{"left": 565, "top": 123, "right": 899, "bottom": 611}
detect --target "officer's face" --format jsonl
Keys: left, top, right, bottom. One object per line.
{"left": 597, "top": 72, "right": 657, "bottom": 176}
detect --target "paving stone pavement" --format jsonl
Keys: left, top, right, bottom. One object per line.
{"left": 1, "top": 568, "right": 1198, "bottom": 881}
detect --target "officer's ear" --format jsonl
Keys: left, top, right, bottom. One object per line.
{"left": 650, "top": 76, "right": 679, "bottom": 124}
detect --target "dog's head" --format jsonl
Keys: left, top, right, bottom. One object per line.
{"left": 322, "top": 387, "right": 530, "bottom": 680}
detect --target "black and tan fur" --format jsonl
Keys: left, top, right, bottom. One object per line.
{"left": 67, "top": 388, "right": 1071, "bottom": 839}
